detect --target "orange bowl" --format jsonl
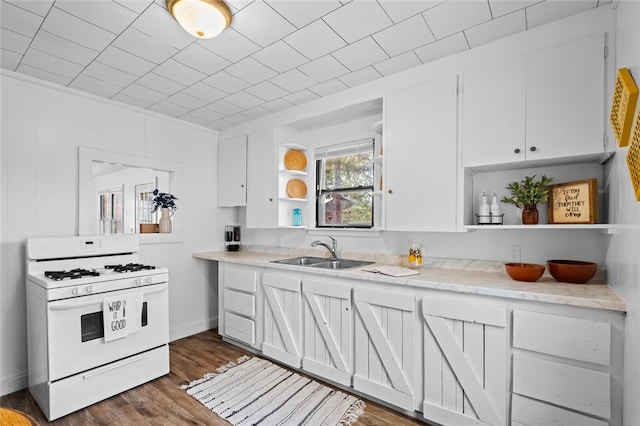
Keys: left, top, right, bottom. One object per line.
{"left": 547, "top": 260, "right": 597, "bottom": 284}
{"left": 505, "top": 263, "right": 545, "bottom": 282}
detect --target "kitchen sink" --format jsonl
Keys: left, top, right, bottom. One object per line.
{"left": 270, "top": 256, "right": 374, "bottom": 270}
{"left": 270, "top": 256, "right": 330, "bottom": 266}
{"left": 309, "top": 259, "right": 374, "bottom": 270}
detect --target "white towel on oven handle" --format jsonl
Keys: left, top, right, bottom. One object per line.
{"left": 103, "top": 292, "right": 143, "bottom": 342}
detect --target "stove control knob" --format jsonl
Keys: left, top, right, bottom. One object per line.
{"left": 145, "top": 277, "right": 153, "bottom": 284}
{"left": 85, "top": 285, "right": 94, "bottom": 294}
{"left": 135, "top": 278, "right": 143, "bottom": 286}
{"left": 72, "top": 287, "right": 81, "bottom": 295}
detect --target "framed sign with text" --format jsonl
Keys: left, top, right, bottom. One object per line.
{"left": 548, "top": 178, "right": 599, "bottom": 224}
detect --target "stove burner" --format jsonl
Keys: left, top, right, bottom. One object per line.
{"left": 45, "top": 268, "right": 100, "bottom": 281}
{"left": 105, "top": 263, "right": 156, "bottom": 273}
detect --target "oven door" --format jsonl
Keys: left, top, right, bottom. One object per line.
{"left": 47, "top": 283, "right": 168, "bottom": 381}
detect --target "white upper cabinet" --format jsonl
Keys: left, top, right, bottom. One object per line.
{"left": 246, "top": 129, "right": 277, "bottom": 229}
{"left": 384, "top": 74, "right": 459, "bottom": 232}
{"left": 462, "top": 33, "right": 606, "bottom": 169}
{"left": 217, "top": 135, "right": 247, "bottom": 207}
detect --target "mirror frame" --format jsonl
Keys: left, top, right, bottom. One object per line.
{"left": 78, "top": 146, "right": 184, "bottom": 244}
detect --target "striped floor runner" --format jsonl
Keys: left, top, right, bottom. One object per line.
{"left": 181, "top": 356, "right": 365, "bottom": 426}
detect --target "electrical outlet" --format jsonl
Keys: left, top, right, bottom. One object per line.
{"left": 509, "top": 244, "right": 521, "bottom": 262}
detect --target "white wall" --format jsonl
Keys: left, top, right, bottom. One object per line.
{"left": 228, "top": 7, "right": 615, "bottom": 266}
{"left": 0, "top": 72, "right": 235, "bottom": 395}
{"left": 608, "top": 1, "right": 640, "bottom": 425}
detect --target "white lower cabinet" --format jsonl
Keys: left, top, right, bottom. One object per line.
{"left": 302, "top": 278, "right": 352, "bottom": 386}
{"left": 421, "top": 297, "right": 507, "bottom": 426}
{"left": 353, "top": 286, "right": 416, "bottom": 411}
{"left": 262, "top": 272, "right": 302, "bottom": 368}
{"left": 218, "top": 264, "right": 260, "bottom": 349}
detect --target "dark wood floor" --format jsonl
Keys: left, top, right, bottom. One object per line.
{"left": 1, "top": 329, "right": 428, "bottom": 425}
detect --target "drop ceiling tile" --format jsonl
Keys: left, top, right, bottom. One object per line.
{"left": 422, "top": 1, "right": 492, "bottom": 39}
{"left": 323, "top": 1, "right": 392, "bottom": 43}
{"left": 133, "top": 2, "right": 194, "bottom": 49}
{"left": 224, "top": 113, "right": 252, "bottom": 125}
{"left": 16, "top": 63, "right": 72, "bottom": 85}
{"left": 54, "top": 0, "right": 138, "bottom": 34}
{"left": 111, "top": 92, "right": 154, "bottom": 108}
{"left": 136, "top": 72, "right": 184, "bottom": 95}
{"left": 465, "top": 10, "right": 525, "bottom": 48}
{"left": 114, "top": 0, "right": 154, "bottom": 14}
{"left": 309, "top": 79, "right": 349, "bottom": 97}
{"left": 188, "top": 107, "right": 224, "bottom": 122}
{"left": 113, "top": 27, "right": 178, "bottom": 64}
{"left": 6, "top": 1, "right": 54, "bottom": 16}
{"left": 378, "top": 1, "right": 443, "bottom": 23}
{"left": 69, "top": 74, "right": 123, "bottom": 98}
{"left": 525, "top": 0, "right": 596, "bottom": 29}
{"left": 173, "top": 43, "right": 230, "bottom": 75}
{"left": 197, "top": 28, "right": 260, "bottom": 63}
{"left": 488, "top": 0, "right": 537, "bottom": 18}
{"left": 179, "top": 113, "right": 210, "bottom": 126}
{"left": 225, "top": 91, "right": 264, "bottom": 109}
{"left": 1, "top": 28, "right": 31, "bottom": 54}
{"left": 299, "top": 55, "right": 349, "bottom": 82}
{"left": 373, "top": 14, "right": 435, "bottom": 57}
{"left": 21, "top": 48, "right": 83, "bottom": 78}
{"left": 266, "top": 0, "right": 341, "bottom": 28}
{"left": 246, "top": 81, "right": 290, "bottom": 101}
{"left": 243, "top": 105, "right": 271, "bottom": 119}
{"left": 82, "top": 61, "right": 139, "bottom": 87}
{"left": 183, "top": 82, "right": 227, "bottom": 102}
{"left": 261, "top": 98, "right": 295, "bottom": 112}
{"left": 332, "top": 37, "right": 388, "bottom": 71}
{"left": 373, "top": 51, "right": 422, "bottom": 76}
{"left": 41, "top": 7, "right": 116, "bottom": 51}
{"left": 31, "top": 30, "right": 99, "bottom": 66}
{"left": 209, "top": 119, "right": 235, "bottom": 130}
{"left": 414, "top": 32, "right": 469, "bottom": 64}
{"left": 226, "top": 57, "right": 277, "bottom": 84}
{"left": 202, "top": 71, "right": 251, "bottom": 94}
{"left": 231, "top": 1, "right": 296, "bottom": 47}
{"left": 165, "top": 92, "right": 209, "bottom": 109}
{"left": 252, "top": 41, "right": 308, "bottom": 73}
{"left": 283, "top": 89, "right": 319, "bottom": 105}
{"left": 338, "top": 66, "right": 383, "bottom": 87}
{"left": 271, "top": 68, "right": 316, "bottom": 92}
{"left": 207, "top": 99, "right": 244, "bottom": 115}
{"left": 118, "top": 83, "right": 166, "bottom": 104}
{"left": 1, "top": 48, "right": 22, "bottom": 70}
{"left": 150, "top": 59, "right": 205, "bottom": 86}
{"left": 284, "top": 20, "right": 346, "bottom": 60}
{"left": 96, "top": 46, "right": 156, "bottom": 76}
{"left": 147, "top": 101, "right": 191, "bottom": 118}
{"left": 1, "top": 2, "right": 45, "bottom": 37}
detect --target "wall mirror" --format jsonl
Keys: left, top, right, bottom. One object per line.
{"left": 78, "top": 146, "right": 184, "bottom": 243}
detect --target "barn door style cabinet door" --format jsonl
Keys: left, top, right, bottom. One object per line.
{"left": 421, "top": 297, "right": 508, "bottom": 426}
{"left": 246, "top": 129, "right": 277, "bottom": 228}
{"left": 302, "top": 278, "right": 352, "bottom": 386}
{"left": 353, "top": 286, "right": 416, "bottom": 411}
{"left": 262, "top": 272, "right": 302, "bottom": 368}
{"left": 384, "top": 74, "right": 459, "bottom": 232}
{"left": 217, "top": 135, "right": 247, "bottom": 207}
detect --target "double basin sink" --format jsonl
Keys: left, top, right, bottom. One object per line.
{"left": 270, "top": 256, "right": 374, "bottom": 270}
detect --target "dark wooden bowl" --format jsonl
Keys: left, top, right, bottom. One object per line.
{"left": 505, "top": 263, "right": 545, "bottom": 282}
{"left": 547, "top": 260, "right": 597, "bottom": 284}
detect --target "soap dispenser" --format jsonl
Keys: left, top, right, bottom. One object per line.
{"left": 490, "top": 192, "right": 501, "bottom": 224}
{"left": 478, "top": 191, "right": 490, "bottom": 224}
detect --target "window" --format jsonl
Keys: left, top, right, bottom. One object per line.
{"left": 315, "top": 139, "right": 374, "bottom": 228}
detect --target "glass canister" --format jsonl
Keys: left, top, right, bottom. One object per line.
{"left": 292, "top": 208, "right": 302, "bottom": 226}
{"left": 408, "top": 241, "right": 424, "bottom": 269}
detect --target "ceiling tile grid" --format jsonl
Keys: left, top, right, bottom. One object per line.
{"left": 0, "top": 0, "right": 609, "bottom": 132}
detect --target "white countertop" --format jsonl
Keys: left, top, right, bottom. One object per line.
{"left": 192, "top": 248, "right": 626, "bottom": 313}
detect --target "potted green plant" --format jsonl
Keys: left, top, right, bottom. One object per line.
{"left": 500, "top": 175, "right": 554, "bottom": 224}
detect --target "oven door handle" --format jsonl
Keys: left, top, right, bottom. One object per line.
{"left": 49, "top": 284, "right": 168, "bottom": 311}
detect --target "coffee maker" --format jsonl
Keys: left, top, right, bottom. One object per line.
{"left": 225, "top": 225, "right": 241, "bottom": 251}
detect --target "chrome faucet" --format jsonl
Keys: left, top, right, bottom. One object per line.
{"left": 311, "top": 236, "right": 339, "bottom": 260}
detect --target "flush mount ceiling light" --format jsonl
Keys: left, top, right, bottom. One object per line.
{"left": 166, "top": 0, "right": 232, "bottom": 39}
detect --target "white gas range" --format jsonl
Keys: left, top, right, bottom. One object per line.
{"left": 26, "top": 234, "right": 170, "bottom": 421}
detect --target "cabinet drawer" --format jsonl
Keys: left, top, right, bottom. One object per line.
{"left": 513, "top": 310, "right": 611, "bottom": 365}
{"left": 512, "top": 394, "right": 608, "bottom": 426}
{"left": 224, "top": 312, "right": 255, "bottom": 346}
{"left": 224, "top": 289, "right": 255, "bottom": 317}
{"left": 224, "top": 267, "right": 257, "bottom": 293}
